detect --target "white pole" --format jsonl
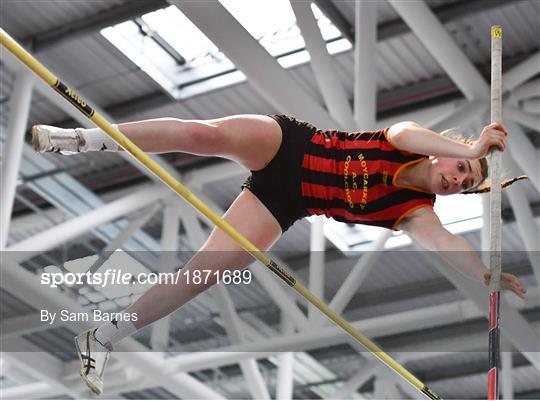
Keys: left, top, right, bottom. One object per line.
{"left": 354, "top": 0, "right": 377, "bottom": 129}
{"left": 150, "top": 204, "right": 180, "bottom": 351}
{"left": 328, "top": 230, "right": 391, "bottom": 315}
{"left": 487, "top": 32, "right": 503, "bottom": 398}
{"left": 0, "top": 69, "right": 33, "bottom": 248}
{"left": 501, "top": 341, "right": 514, "bottom": 399}
{"left": 488, "top": 24, "right": 503, "bottom": 291}
{"left": 308, "top": 217, "right": 325, "bottom": 323}
{"left": 276, "top": 316, "right": 295, "bottom": 400}
{"left": 291, "top": 0, "right": 356, "bottom": 130}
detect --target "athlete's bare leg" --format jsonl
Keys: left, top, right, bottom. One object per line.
{"left": 51, "top": 114, "right": 284, "bottom": 394}
{"left": 127, "top": 189, "right": 282, "bottom": 329}
{"left": 33, "top": 114, "right": 282, "bottom": 171}
{"left": 117, "top": 115, "right": 283, "bottom": 171}
{"left": 75, "top": 188, "right": 282, "bottom": 394}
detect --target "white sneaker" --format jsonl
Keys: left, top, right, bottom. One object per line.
{"left": 31, "top": 125, "right": 85, "bottom": 155}
{"left": 74, "top": 328, "right": 112, "bottom": 395}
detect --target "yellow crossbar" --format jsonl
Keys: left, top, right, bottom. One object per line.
{"left": 1, "top": 27, "right": 441, "bottom": 400}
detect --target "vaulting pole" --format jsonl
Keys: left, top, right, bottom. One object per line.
{"left": 488, "top": 25, "right": 503, "bottom": 401}
{"left": 0, "top": 27, "right": 441, "bottom": 400}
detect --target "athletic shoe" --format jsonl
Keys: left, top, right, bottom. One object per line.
{"left": 74, "top": 328, "right": 112, "bottom": 395}
{"left": 31, "top": 125, "right": 84, "bottom": 154}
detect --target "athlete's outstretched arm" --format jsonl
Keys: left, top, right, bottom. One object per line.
{"left": 399, "top": 207, "right": 526, "bottom": 298}
{"left": 387, "top": 121, "right": 507, "bottom": 159}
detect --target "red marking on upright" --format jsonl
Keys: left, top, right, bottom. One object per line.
{"left": 487, "top": 367, "right": 498, "bottom": 399}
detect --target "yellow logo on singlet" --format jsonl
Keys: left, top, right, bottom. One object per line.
{"left": 344, "top": 154, "right": 369, "bottom": 210}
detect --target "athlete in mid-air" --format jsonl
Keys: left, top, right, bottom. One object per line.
{"left": 33, "top": 114, "right": 526, "bottom": 394}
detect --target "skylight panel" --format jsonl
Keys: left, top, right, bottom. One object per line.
{"left": 101, "top": 2, "right": 348, "bottom": 100}
{"left": 101, "top": 5, "right": 236, "bottom": 99}
{"left": 101, "top": 20, "right": 179, "bottom": 96}
{"left": 220, "top": 0, "right": 345, "bottom": 57}
{"left": 141, "top": 6, "right": 222, "bottom": 66}
{"left": 310, "top": 3, "right": 343, "bottom": 42}
{"left": 220, "top": 0, "right": 301, "bottom": 56}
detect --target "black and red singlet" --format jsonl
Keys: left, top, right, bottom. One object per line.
{"left": 301, "top": 128, "right": 436, "bottom": 230}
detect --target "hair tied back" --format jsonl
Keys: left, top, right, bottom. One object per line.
{"left": 463, "top": 175, "right": 529, "bottom": 194}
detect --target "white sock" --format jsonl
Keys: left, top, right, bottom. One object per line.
{"left": 78, "top": 125, "right": 120, "bottom": 152}
{"left": 94, "top": 318, "right": 137, "bottom": 350}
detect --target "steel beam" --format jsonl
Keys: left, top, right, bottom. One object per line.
{"left": 249, "top": 254, "right": 311, "bottom": 330}
{"left": 0, "top": 382, "right": 60, "bottom": 399}
{"left": 0, "top": 360, "right": 36, "bottom": 386}
{"left": 85, "top": 204, "right": 160, "bottom": 275}
{"left": 388, "top": 0, "right": 489, "bottom": 101}
{"left": 504, "top": 104, "right": 540, "bottom": 133}
{"left": 0, "top": 68, "right": 33, "bottom": 249}
{"left": 204, "top": 260, "right": 270, "bottom": 399}
{"left": 3, "top": 338, "right": 80, "bottom": 398}
{"left": 504, "top": 121, "right": 540, "bottom": 193}
{"left": 150, "top": 204, "right": 180, "bottom": 351}
{"left": 521, "top": 98, "right": 540, "bottom": 114}
{"left": 328, "top": 231, "right": 391, "bottom": 316}
{"left": 2, "top": 49, "right": 183, "bottom": 185}
{"left": 502, "top": 154, "right": 540, "bottom": 284}
{"left": 1, "top": 257, "right": 225, "bottom": 399}
{"left": 194, "top": 292, "right": 340, "bottom": 399}
{"left": 0, "top": 313, "right": 50, "bottom": 339}
{"left": 311, "top": 0, "right": 354, "bottom": 43}
{"left": 276, "top": 316, "right": 295, "bottom": 400}
{"left": 5, "top": 184, "right": 168, "bottom": 260}
{"left": 501, "top": 340, "right": 514, "bottom": 400}
{"left": 24, "top": 0, "right": 169, "bottom": 53}
{"left": 353, "top": 0, "right": 377, "bottom": 129}
{"left": 508, "top": 78, "right": 540, "bottom": 102}
{"left": 427, "top": 100, "right": 488, "bottom": 132}
{"left": 169, "top": 0, "right": 338, "bottom": 129}
{"left": 314, "top": 0, "right": 518, "bottom": 44}
{"left": 180, "top": 203, "right": 271, "bottom": 400}
{"left": 329, "top": 361, "right": 380, "bottom": 399}
{"left": 503, "top": 51, "right": 540, "bottom": 92}
{"left": 308, "top": 216, "right": 326, "bottom": 323}
{"left": 417, "top": 249, "right": 540, "bottom": 370}
{"left": 291, "top": 0, "right": 356, "bottom": 130}
{"left": 163, "top": 293, "right": 539, "bottom": 372}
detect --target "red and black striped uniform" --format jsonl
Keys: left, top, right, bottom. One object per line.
{"left": 301, "top": 128, "right": 436, "bottom": 230}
